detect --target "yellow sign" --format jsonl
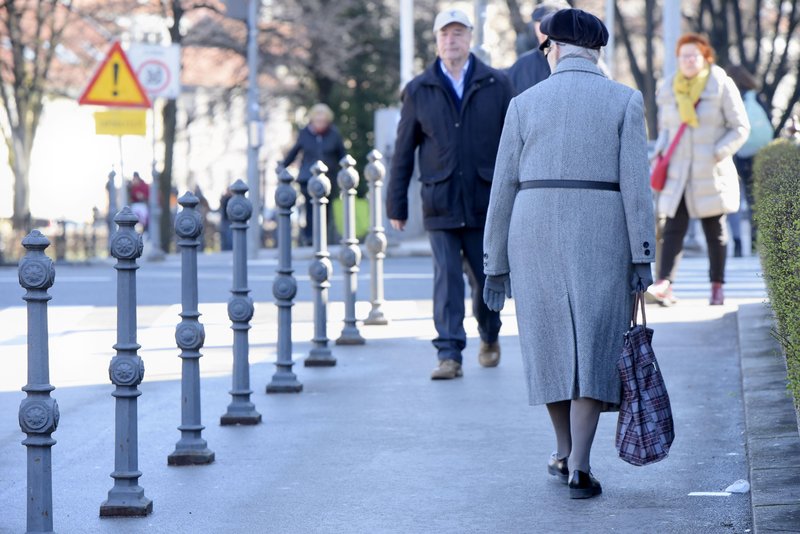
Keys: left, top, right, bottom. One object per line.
{"left": 94, "top": 110, "right": 147, "bottom": 136}
{"left": 79, "top": 42, "right": 151, "bottom": 108}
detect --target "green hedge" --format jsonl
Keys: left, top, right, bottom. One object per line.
{"left": 753, "top": 140, "right": 800, "bottom": 407}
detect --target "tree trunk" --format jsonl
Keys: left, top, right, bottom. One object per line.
{"left": 161, "top": 98, "right": 177, "bottom": 251}
{"left": 10, "top": 132, "right": 32, "bottom": 231}
{"left": 157, "top": 0, "right": 184, "bottom": 252}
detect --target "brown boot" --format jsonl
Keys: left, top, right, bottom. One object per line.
{"left": 431, "top": 359, "right": 463, "bottom": 380}
{"left": 710, "top": 282, "right": 724, "bottom": 305}
{"left": 478, "top": 341, "right": 501, "bottom": 368}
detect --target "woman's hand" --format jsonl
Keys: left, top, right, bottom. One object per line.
{"left": 483, "top": 274, "right": 512, "bottom": 312}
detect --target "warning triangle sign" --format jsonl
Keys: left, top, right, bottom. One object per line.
{"left": 79, "top": 42, "right": 151, "bottom": 108}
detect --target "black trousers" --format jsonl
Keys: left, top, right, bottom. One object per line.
{"left": 299, "top": 181, "right": 338, "bottom": 244}
{"left": 428, "top": 227, "right": 501, "bottom": 363}
{"left": 658, "top": 196, "right": 728, "bottom": 283}
{"left": 733, "top": 155, "right": 757, "bottom": 240}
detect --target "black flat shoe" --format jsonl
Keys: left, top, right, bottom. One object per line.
{"left": 547, "top": 454, "right": 569, "bottom": 484}
{"left": 568, "top": 470, "right": 602, "bottom": 499}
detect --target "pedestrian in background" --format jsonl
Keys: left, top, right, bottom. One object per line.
{"left": 387, "top": 8, "right": 513, "bottom": 380}
{"left": 219, "top": 186, "right": 233, "bottom": 251}
{"left": 483, "top": 8, "right": 655, "bottom": 499}
{"left": 282, "top": 103, "right": 347, "bottom": 247}
{"left": 129, "top": 171, "right": 149, "bottom": 231}
{"left": 726, "top": 64, "right": 773, "bottom": 255}
{"left": 505, "top": 1, "right": 568, "bottom": 94}
{"left": 647, "top": 33, "right": 749, "bottom": 306}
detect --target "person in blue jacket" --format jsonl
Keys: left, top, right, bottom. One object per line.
{"left": 282, "top": 103, "right": 346, "bottom": 246}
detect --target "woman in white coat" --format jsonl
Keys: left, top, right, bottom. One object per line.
{"left": 647, "top": 34, "right": 749, "bottom": 306}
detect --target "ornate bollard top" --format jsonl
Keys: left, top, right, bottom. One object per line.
{"left": 338, "top": 155, "right": 359, "bottom": 191}
{"left": 226, "top": 180, "right": 252, "bottom": 224}
{"left": 19, "top": 230, "right": 55, "bottom": 291}
{"left": 110, "top": 207, "right": 144, "bottom": 261}
{"left": 275, "top": 166, "right": 298, "bottom": 210}
{"left": 308, "top": 160, "right": 331, "bottom": 200}
{"left": 175, "top": 192, "right": 204, "bottom": 241}
{"left": 365, "top": 149, "right": 386, "bottom": 183}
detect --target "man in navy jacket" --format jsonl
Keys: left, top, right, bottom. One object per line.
{"left": 386, "top": 9, "right": 513, "bottom": 380}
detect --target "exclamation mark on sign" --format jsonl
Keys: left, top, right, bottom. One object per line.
{"left": 112, "top": 62, "right": 119, "bottom": 97}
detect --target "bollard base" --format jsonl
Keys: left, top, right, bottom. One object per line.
{"left": 305, "top": 353, "right": 337, "bottom": 367}
{"left": 100, "top": 497, "right": 153, "bottom": 517}
{"left": 364, "top": 310, "right": 389, "bottom": 326}
{"left": 305, "top": 346, "right": 336, "bottom": 367}
{"left": 220, "top": 411, "right": 262, "bottom": 426}
{"left": 266, "top": 382, "right": 304, "bottom": 393}
{"left": 335, "top": 332, "right": 366, "bottom": 345}
{"left": 168, "top": 448, "right": 215, "bottom": 466}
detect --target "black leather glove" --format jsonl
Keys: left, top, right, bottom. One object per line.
{"left": 631, "top": 263, "right": 654, "bottom": 294}
{"left": 483, "top": 274, "right": 512, "bottom": 312}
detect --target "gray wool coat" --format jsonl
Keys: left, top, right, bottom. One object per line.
{"left": 483, "top": 57, "right": 656, "bottom": 406}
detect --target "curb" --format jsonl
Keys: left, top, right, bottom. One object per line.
{"left": 737, "top": 302, "right": 800, "bottom": 532}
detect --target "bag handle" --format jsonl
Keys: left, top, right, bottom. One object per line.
{"left": 631, "top": 291, "right": 647, "bottom": 328}
{"left": 658, "top": 100, "right": 700, "bottom": 164}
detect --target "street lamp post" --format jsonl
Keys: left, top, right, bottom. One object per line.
{"left": 246, "top": 0, "right": 262, "bottom": 260}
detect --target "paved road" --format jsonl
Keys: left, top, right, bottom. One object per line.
{"left": 0, "top": 251, "right": 768, "bottom": 533}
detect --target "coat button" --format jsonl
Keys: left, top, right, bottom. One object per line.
{"left": 643, "top": 241, "right": 650, "bottom": 248}
{"left": 644, "top": 249, "right": 651, "bottom": 256}
{"left": 455, "top": 123, "right": 460, "bottom": 128}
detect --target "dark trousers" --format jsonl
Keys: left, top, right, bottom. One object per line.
{"left": 428, "top": 227, "right": 501, "bottom": 363}
{"left": 659, "top": 196, "right": 728, "bottom": 283}
{"left": 299, "top": 181, "right": 339, "bottom": 245}
{"left": 733, "top": 155, "right": 757, "bottom": 241}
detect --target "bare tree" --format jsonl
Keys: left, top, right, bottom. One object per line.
{"left": 0, "top": 0, "right": 75, "bottom": 231}
{"left": 687, "top": 0, "right": 800, "bottom": 134}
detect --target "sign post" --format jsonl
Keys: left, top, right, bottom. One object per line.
{"left": 129, "top": 43, "right": 181, "bottom": 260}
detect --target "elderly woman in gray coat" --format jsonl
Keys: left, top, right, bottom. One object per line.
{"left": 482, "top": 9, "right": 656, "bottom": 499}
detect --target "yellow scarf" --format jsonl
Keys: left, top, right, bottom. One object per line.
{"left": 672, "top": 67, "right": 709, "bottom": 127}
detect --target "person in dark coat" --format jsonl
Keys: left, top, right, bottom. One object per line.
{"left": 484, "top": 8, "right": 655, "bottom": 499}
{"left": 282, "top": 103, "right": 347, "bottom": 246}
{"left": 386, "top": 8, "right": 513, "bottom": 380}
{"left": 506, "top": 1, "right": 568, "bottom": 94}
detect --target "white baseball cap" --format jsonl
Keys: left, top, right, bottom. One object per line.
{"left": 433, "top": 9, "right": 473, "bottom": 33}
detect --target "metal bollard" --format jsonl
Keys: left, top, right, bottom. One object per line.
{"left": 335, "top": 155, "right": 366, "bottom": 345}
{"left": 363, "top": 150, "right": 390, "bottom": 325}
{"left": 18, "top": 230, "right": 59, "bottom": 533}
{"left": 100, "top": 207, "right": 152, "bottom": 517}
{"left": 221, "top": 180, "right": 262, "bottom": 423}
{"left": 304, "top": 161, "right": 336, "bottom": 367}
{"left": 168, "top": 192, "right": 215, "bottom": 466}
{"left": 266, "top": 166, "right": 303, "bottom": 392}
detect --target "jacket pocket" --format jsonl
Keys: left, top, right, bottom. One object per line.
{"left": 477, "top": 167, "right": 494, "bottom": 182}
{"left": 419, "top": 173, "right": 452, "bottom": 218}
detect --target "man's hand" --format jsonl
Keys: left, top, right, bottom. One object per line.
{"left": 483, "top": 274, "right": 512, "bottom": 312}
{"left": 390, "top": 219, "right": 406, "bottom": 231}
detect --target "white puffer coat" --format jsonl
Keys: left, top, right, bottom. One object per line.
{"left": 653, "top": 64, "right": 750, "bottom": 219}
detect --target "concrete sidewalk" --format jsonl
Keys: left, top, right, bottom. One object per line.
{"left": 0, "top": 255, "right": 796, "bottom": 533}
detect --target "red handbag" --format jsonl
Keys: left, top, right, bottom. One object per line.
{"left": 650, "top": 121, "right": 688, "bottom": 192}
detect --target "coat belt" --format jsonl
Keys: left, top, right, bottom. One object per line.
{"left": 518, "top": 179, "right": 620, "bottom": 192}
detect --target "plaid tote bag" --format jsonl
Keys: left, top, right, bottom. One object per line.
{"left": 616, "top": 292, "right": 675, "bottom": 466}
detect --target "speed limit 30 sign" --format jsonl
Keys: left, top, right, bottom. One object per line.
{"left": 128, "top": 44, "right": 181, "bottom": 100}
